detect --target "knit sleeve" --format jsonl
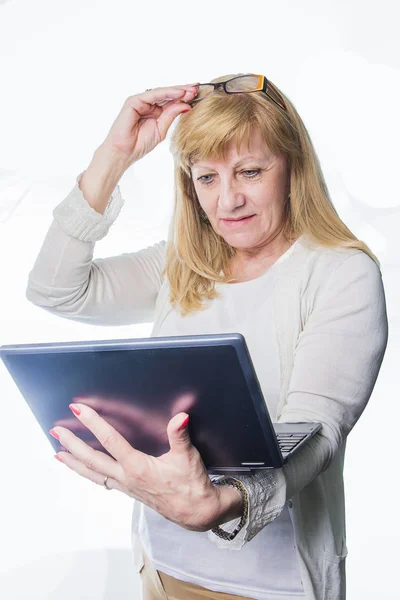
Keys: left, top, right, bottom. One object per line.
{"left": 208, "top": 250, "right": 388, "bottom": 548}
{"left": 26, "top": 173, "right": 167, "bottom": 326}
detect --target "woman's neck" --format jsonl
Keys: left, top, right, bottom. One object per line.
{"left": 227, "top": 235, "right": 296, "bottom": 283}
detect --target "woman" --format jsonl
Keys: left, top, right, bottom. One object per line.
{"left": 26, "top": 74, "right": 388, "bottom": 600}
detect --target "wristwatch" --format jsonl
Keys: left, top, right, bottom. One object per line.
{"left": 211, "top": 477, "right": 249, "bottom": 541}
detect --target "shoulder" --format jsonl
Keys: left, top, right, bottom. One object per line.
{"left": 296, "top": 234, "right": 376, "bottom": 268}
{"left": 293, "top": 235, "right": 382, "bottom": 290}
{"left": 279, "top": 236, "right": 385, "bottom": 323}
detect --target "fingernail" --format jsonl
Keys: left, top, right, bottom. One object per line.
{"left": 179, "top": 415, "right": 189, "bottom": 429}
{"left": 54, "top": 454, "right": 63, "bottom": 463}
{"left": 49, "top": 428, "right": 60, "bottom": 441}
{"left": 69, "top": 403, "right": 81, "bottom": 416}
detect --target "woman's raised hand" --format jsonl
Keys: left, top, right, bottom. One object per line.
{"left": 102, "top": 84, "right": 199, "bottom": 167}
{"left": 78, "top": 84, "right": 198, "bottom": 213}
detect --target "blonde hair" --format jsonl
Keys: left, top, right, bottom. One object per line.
{"left": 166, "top": 74, "right": 378, "bottom": 315}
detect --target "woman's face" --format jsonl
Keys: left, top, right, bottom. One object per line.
{"left": 190, "top": 129, "right": 289, "bottom": 254}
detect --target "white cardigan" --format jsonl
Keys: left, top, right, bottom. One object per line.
{"left": 26, "top": 177, "right": 388, "bottom": 600}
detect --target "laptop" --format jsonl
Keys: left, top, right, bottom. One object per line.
{"left": 0, "top": 333, "right": 321, "bottom": 472}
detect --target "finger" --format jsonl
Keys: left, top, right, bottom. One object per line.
{"left": 53, "top": 418, "right": 87, "bottom": 431}
{"left": 151, "top": 90, "right": 196, "bottom": 107}
{"left": 79, "top": 439, "right": 114, "bottom": 455}
{"left": 68, "top": 403, "right": 147, "bottom": 467}
{"left": 81, "top": 416, "right": 134, "bottom": 443}
{"left": 128, "top": 86, "right": 196, "bottom": 115}
{"left": 127, "top": 87, "right": 187, "bottom": 106}
{"left": 156, "top": 103, "right": 192, "bottom": 141}
{"left": 142, "top": 84, "right": 199, "bottom": 104}
{"left": 146, "top": 104, "right": 163, "bottom": 118}
{"left": 52, "top": 425, "right": 123, "bottom": 480}
{"left": 169, "top": 82, "right": 200, "bottom": 89}
{"left": 87, "top": 440, "right": 108, "bottom": 452}
{"left": 72, "top": 395, "right": 116, "bottom": 414}
{"left": 55, "top": 451, "right": 126, "bottom": 494}
{"left": 153, "top": 91, "right": 196, "bottom": 108}
{"left": 76, "top": 396, "right": 148, "bottom": 424}
{"left": 76, "top": 398, "right": 153, "bottom": 438}
{"left": 167, "top": 413, "right": 193, "bottom": 454}
{"left": 53, "top": 416, "right": 128, "bottom": 438}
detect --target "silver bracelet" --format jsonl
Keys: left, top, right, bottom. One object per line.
{"left": 211, "top": 477, "right": 249, "bottom": 541}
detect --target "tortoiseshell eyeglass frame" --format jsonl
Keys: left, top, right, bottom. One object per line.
{"left": 189, "top": 74, "right": 287, "bottom": 112}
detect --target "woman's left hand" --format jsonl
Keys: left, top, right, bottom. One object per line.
{"left": 51, "top": 403, "right": 240, "bottom": 532}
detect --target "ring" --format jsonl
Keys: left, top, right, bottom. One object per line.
{"left": 103, "top": 476, "right": 112, "bottom": 491}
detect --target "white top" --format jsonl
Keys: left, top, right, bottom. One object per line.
{"left": 25, "top": 175, "right": 388, "bottom": 600}
{"left": 139, "top": 241, "right": 305, "bottom": 599}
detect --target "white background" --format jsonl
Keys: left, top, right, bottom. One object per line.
{"left": 0, "top": 0, "right": 399, "bottom": 598}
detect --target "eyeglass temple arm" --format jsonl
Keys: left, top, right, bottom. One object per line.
{"left": 261, "top": 77, "right": 286, "bottom": 111}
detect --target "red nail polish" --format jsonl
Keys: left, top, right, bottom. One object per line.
{"left": 54, "top": 454, "right": 63, "bottom": 463}
{"left": 179, "top": 415, "right": 189, "bottom": 429}
{"left": 69, "top": 403, "right": 81, "bottom": 416}
{"left": 49, "top": 428, "right": 60, "bottom": 441}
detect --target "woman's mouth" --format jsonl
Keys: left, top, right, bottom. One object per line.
{"left": 221, "top": 215, "right": 255, "bottom": 227}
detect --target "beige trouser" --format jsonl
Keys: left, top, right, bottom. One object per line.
{"left": 139, "top": 554, "right": 254, "bottom": 600}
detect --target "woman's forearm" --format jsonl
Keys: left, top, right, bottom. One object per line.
{"left": 214, "top": 485, "right": 244, "bottom": 527}
{"left": 79, "top": 144, "right": 129, "bottom": 215}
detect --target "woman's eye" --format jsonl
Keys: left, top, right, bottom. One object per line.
{"left": 242, "top": 169, "right": 261, "bottom": 177}
{"left": 197, "top": 175, "right": 214, "bottom": 184}
{"left": 196, "top": 170, "right": 261, "bottom": 184}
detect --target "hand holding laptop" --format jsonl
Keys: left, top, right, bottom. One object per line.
{"left": 51, "top": 400, "right": 243, "bottom": 532}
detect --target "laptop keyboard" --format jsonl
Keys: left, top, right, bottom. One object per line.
{"left": 276, "top": 432, "right": 307, "bottom": 456}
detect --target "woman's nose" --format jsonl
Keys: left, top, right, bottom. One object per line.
{"left": 217, "top": 180, "right": 245, "bottom": 212}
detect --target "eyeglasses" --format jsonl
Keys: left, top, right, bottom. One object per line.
{"left": 190, "top": 74, "right": 287, "bottom": 111}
